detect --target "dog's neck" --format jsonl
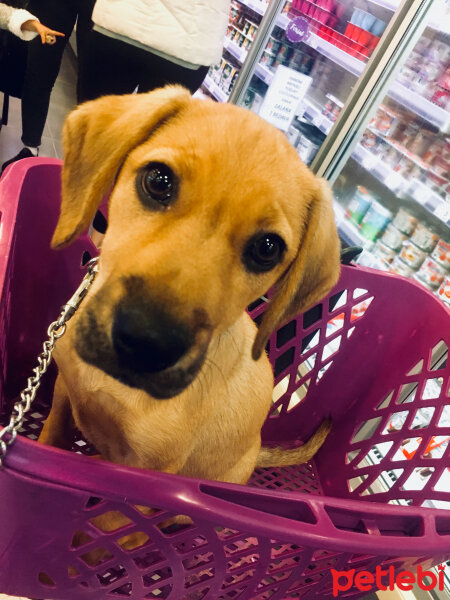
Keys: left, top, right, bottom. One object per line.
{"left": 188, "top": 313, "right": 254, "bottom": 399}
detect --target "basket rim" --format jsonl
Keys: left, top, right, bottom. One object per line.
{"left": 2, "top": 431, "right": 449, "bottom": 557}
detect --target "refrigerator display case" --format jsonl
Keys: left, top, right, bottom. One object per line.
{"left": 224, "top": 0, "right": 395, "bottom": 162}
{"left": 201, "top": 1, "right": 271, "bottom": 101}
{"left": 207, "top": 0, "right": 448, "bottom": 309}
{"left": 331, "top": 17, "right": 449, "bottom": 305}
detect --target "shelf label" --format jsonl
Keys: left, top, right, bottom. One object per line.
{"left": 259, "top": 65, "right": 312, "bottom": 132}
{"left": 362, "top": 153, "right": 378, "bottom": 170}
{"left": 247, "top": 0, "right": 264, "bottom": 15}
{"left": 225, "top": 40, "right": 246, "bottom": 63}
{"left": 256, "top": 64, "right": 273, "bottom": 85}
{"left": 434, "top": 203, "right": 450, "bottom": 224}
{"left": 383, "top": 171, "right": 403, "bottom": 191}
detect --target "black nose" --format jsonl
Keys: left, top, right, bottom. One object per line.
{"left": 112, "top": 304, "right": 190, "bottom": 374}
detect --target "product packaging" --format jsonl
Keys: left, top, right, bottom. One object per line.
{"left": 360, "top": 200, "right": 393, "bottom": 241}
{"left": 399, "top": 240, "right": 427, "bottom": 270}
{"left": 415, "top": 257, "right": 446, "bottom": 290}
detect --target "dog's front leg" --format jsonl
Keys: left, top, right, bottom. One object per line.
{"left": 38, "top": 373, "right": 76, "bottom": 450}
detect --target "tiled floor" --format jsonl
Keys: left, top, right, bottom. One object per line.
{"left": 0, "top": 48, "right": 77, "bottom": 166}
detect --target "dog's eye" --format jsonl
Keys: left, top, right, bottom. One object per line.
{"left": 138, "top": 162, "right": 176, "bottom": 207}
{"left": 243, "top": 233, "right": 286, "bottom": 273}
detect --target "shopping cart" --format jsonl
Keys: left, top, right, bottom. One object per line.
{"left": 0, "top": 159, "right": 449, "bottom": 600}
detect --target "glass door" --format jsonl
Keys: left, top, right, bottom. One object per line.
{"left": 200, "top": 1, "right": 271, "bottom": 102}
{"left": 226, "top": 0, "right": 398, "bottom": 166}
{"left": 330, "top": 11, "right": 449, "bottom": 307}
{"left": 326, "top": 10, "right": 449, "bottom": 578}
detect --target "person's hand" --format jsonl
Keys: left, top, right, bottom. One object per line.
{"left": 21, "top": 20, "right": 65, "bottom": 44}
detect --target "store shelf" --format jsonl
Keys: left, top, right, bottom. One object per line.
{"left": 202, "top": 76, "right": 229, "bottom": 103}
{"left": 387, "top": 81, "right": 450, "bottom": 133}
{"left": 255, "top": 62, "right": 274, "bottom": 85}
{"left": 367, "top": 0, "right": 399, "bottom": 11}
{"left": 351, "top": 143, "right": 450, "bottom": 226}
{"left": 231, "top": 25, "right": 254, "bottom": 42}
{"left": 223, "top": 38, "right": 248, "bottom": 64}
{"left": 367, "top": 0, "right": 449, "bottom": 34}
{"left": 302, "top": 100, "right": 335, "bottom": 134}
{"left": 334, "top": 201, "right": 374, "bottom": 248}
{"left": 236, "top": 0, "right": 267, "bottom": 16}
{"left": 276, "top": 13, "right": 294, "bottom": 30}
{"left": 275, "top": 15, "right": 366, "bottom": 77}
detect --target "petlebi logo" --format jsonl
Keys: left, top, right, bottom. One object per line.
{"left": 331, "top": 563, "right": 446, "bottom": 596}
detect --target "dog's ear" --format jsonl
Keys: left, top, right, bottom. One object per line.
{"left": 52, "top": 85, "right": 192, "bottom": 249}
{"left": 252, "top": 178, "right": 340, "bottom": 360}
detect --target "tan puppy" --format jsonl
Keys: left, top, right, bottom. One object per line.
{"left": 39, "top": 86, "right": 340, "bottom": 488}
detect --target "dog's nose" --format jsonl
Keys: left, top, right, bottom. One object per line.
{"left": 112, "top": 305, "right": 190, "bottom": 374}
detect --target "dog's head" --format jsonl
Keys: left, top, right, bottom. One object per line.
{"left": 54, "top": 86, "right": 340, "bottom": 399}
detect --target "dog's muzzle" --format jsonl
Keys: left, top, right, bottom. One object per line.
{"left": 74, "top": 290, "right": 211, "bottom": 399}
{"left": 112, "top": 304, "right": 190, "bottom": 375}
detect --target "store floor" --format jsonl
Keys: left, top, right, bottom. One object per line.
{"left": 0, "top": 48, "right": 77, "bottom": 165}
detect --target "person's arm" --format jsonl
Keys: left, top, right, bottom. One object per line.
{"left": 21, "top": 19, "right": 65, "bottom": 44}
{"left": 0, "top": 5, "right": 64, "bottom": 43}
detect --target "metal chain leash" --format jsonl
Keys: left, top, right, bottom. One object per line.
{"left": 0, "top": 257, "right": 99, "bottom": 467}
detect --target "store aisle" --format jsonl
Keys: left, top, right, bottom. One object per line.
{"left": 0, "top": 48, "right": 77, "bottom": 166}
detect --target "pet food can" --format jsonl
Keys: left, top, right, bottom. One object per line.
{"left": 360, "top": 201, "right": 393, "bottom": 241}
{"left": 287, "top": 124, "right": 301, "bottom": 146}
{"left": 374, "top": 108, "right": 396, "bottom": 135}
{"left": 381, "top": 223, "right": 408, "bottom": 250}
{"left": 347, "top": 186, "right": 373, "bottom": 224}
{"left": 408, "top": 128, "right": 434, "bottom": 157}
{"left": 399, "top": 240, "right": 427, "bottom": 270}
{"left": 248, "top": 24, "right": 258, "bottom": 38}
{"left": 242, "top": 88, "right": 256, "bottom": 110}
{"left": 274, "top": 43, "right": 294, "bottom": 66}
{"left": 250, "top": 93, "right": 264, "bottom": 114}
{"left": 361, "top": 130, "right": 379, "bottom": 150}
{"left": 393, "top": 208, "right": 418, "bottom": 235}
{"left": 266, "top": 38, "right": 281, "bottom": 55}
{"left": 390, "top": 255, "right": 414, "bottom": 278}
{"left": 296, "top": 135, "right": 320, "bottom": 165}
{"left": 410, "top": 223, "right": 439, "bottom": 252}
{"left": 380, "top": 145, "right": 401, "bottom": 169}
{"left": 431, "top": 239, "right": 450, "bottom": 271}
{"left": 437, "top": 275, "right": 450, "bottom": 306}
{"left": 373, "top": 241, "right": 397, "bottom": 264}
{"left": 415, "top": 257, "right": 446, "bottom": 290}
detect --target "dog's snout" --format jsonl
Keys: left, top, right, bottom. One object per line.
{"left": 112, "top": 305, "right": 190, "bottom": 374}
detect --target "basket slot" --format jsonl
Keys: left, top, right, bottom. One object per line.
{"left": 435, "top": 516, "right": 450, "bottom": 536}
{"left": 199, "top": 484, "right": 317, "bottom": 525}
{"left": 324, "top": 505, "right": 425, "bottom": 537}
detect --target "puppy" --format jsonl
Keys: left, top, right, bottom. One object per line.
{"left": 39, "top": 86, "right": 340, "bottom": 488}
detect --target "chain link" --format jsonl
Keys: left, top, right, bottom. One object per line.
{"left": 0, "top": 257, "right": 99, "bottom": 467}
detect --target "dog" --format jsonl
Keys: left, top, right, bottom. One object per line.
{"left": 39, "top": 86, "right": 340, "bottom": 490}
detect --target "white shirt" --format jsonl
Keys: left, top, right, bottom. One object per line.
{"left": 0, "top": 4, "right": 39, "bottom": 41}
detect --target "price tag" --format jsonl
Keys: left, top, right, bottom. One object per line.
{"left": 248, "top": 0, "right": 264, "bottom": 14}
{"left": 383, "top": 171, "right": 402, "bottom": 191}
{"left": 362, "top": 153, "right": 378, "bottom": 171}
{"left": 434, "top": 203, "right": 450, "bottom": 223}
{"left": 412, "top": 185, "right": 431, "bottom": 206}
{"left": 308, "top": 34, "right": 318, "bottom": 49}
{"left": 262, "top": 69, "right": 272, "bottom": 85}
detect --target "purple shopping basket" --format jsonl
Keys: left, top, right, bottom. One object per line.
{"left": 0, "top": 159, "right": 449, "bottom": 600}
